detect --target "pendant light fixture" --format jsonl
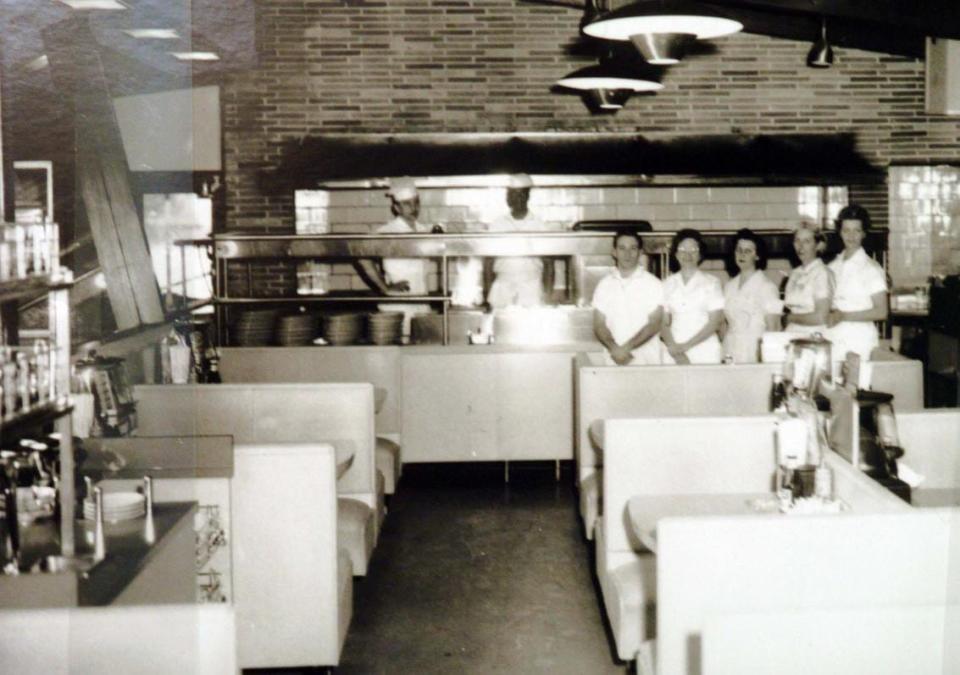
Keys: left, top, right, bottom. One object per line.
{"left": 583, "top": 0, "right": 742, "bottom": 65}
{"left": 806, "top": 17, "right": 834, "bottom": 68}
{"left": 586, "top": 89, "right": 633, "bottom": 111}
{"left": 556, "top": 63, "right": 664, "bottom": 93}
{"left": 556, "top": 62, "right": 663, "bottom": 112}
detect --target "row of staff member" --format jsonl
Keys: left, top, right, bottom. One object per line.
{"left": 593, "top": 204, "right": 888, "bottom": 366}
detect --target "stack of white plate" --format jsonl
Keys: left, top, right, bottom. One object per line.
{"left": 277, "top": 313, "right": 319, "bottom": 346}
{"left": 232, "top": 309, "right": 279, "bottom": 346}
{"left": 322, "top": 313, "right": 364, "bottom": 345}
{"left": 83, "top": 492, "right": 145, "bottom": 522}
{"left": 367, "top": 311, "right": 403, "bottom": 345}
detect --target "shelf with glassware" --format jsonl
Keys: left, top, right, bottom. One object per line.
{"left": 0, "top": 220, "right": 78, "bottom": 565}
{"left": 185, "top": 229, "right": 889, "bottom": 347}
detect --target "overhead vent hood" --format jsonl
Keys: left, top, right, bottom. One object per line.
{"left": 263, "top": 133, "right": 881, "bottom": 190}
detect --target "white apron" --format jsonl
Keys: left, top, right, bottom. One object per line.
{"left": 723, "top": 271, "right": 780, "bottom": 364}
{"left": 661, "top": 271, "right": 724, "bottom": 365}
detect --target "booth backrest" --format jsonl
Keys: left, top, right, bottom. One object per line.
{"left": 231, "top": 442, "right": 344, "bottom": 668}
{"left": 658, "top": 509, "right": 959, "bottom": 675}
{"left": 602, "top": 415, "right": 778, "bottom": 558}
{"left": 0, "top": 604, "right": 236, "bottom": 674}
{"left": 702, "top": 605, "right": 955, "bottom": 675}
{"left": 134, "top": 383, "right": 375, "bottom": 499}
{"left": 575, "top": 353, "right": 924, "bottom": 482}
{"left": 219, "top": 346, "right": 400, "bottom": 435}
{"left": 895, "top": 410, "right": 960, "bottom": 490}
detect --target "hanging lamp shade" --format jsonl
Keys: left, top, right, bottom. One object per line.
{"left": 583, "top": 0, "right": 743, "bottom": 42}
{"left": 806, "top": 17, "right": 834, "bottom": 68}
{"left": 556, "top": 64, "right": 663, "bottom": 92}
{"left": 629, "top": 31, "right": 695, "bottom": 65}
{"left": 586, "top": 89, "right": 633, "bottom": 110}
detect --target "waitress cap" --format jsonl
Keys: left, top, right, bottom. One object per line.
{"left": 387, "top": 177, "right": 418, "bottom": 201}
{"left": 507, "top": 173, "right": 533, "bottom": 189}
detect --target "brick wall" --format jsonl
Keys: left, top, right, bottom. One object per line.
{"left": 222, "top": 0, "right": 960, "bottom": 291}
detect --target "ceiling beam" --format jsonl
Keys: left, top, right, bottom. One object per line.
{"left": 718, "top": 0, "right": 960, "bottom": 40}
{"left": 701, "top": 2, "right": 926, "bottom": 58}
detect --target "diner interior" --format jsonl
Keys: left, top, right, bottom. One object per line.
{"left": 2, "top": 1, "right": 960, "bottom": 673}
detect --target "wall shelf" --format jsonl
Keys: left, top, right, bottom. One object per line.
{"left": 189, "top": 229, "right": 890, "bottom": 347}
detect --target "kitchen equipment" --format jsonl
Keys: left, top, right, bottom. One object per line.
{"left": 929, "top": 274, "right": 960, "bottom": 337}
{"left": 783, "top": 334, "right": 832, "bottom": 398}
{"left": 75, "top": 354, "right": 136, "bottom": 437}
{"left": 857, "top": 391, "right": 910, "bottom": 502}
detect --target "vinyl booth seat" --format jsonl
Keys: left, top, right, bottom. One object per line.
{"left": 135, "top": 383, "right": 382, "bottom": 577}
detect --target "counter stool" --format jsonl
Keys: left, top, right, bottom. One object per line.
{"left": 375, "top": 437, "right": 402, "bottom": 495}
{"left": 337, "top": 498, "right": 375, "bottom": 576}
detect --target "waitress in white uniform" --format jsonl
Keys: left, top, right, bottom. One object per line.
{"left": 355, "top": 177, "right": 433, "bottom": 340}
{"left": 783, "top": 221, "right": 832, "bottom": 336}
{"left": 661, "top": 229, "right": 724, "bottom": 364}
{"left": 826, "top": 204, "right": 888, "bottom": 361}
{"left": 722, "top": 228, "right": 782, "bottom": 363}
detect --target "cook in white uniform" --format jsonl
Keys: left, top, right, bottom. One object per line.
{"left": 783, "top": 221, "right": 832, "bottom": 337}
{"left": 661, "top": 229, "right": 725, "bottom": 365}
{"left": 826, "top": 204, "right": 888, "bottom": 361}
{"left": 592, "top": 229, "right": 663, "bottom": 366}
{"left": 722, "top": 228, "right": 782, "bottom": 363}
{"left": 355, "top": 177, "right": 433, "bottom": 340}
{"left": 486, "top": 174, "right": 552, "bottom": 308}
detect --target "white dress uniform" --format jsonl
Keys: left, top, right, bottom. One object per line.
{"left": 723, "top": 271, "right": 781, "bottom": 363}
{"left": 783, "top": 257, "right": 832, "bottom": 337}
{"left": 661, "top": 270, "right": 725, "bottom": 364}
{"left": 592, "top": 267, "right": 664, "bottom": 365}
{"left": 377, "top": 216, "right": 432, "bottom": 337}
{"left": 487, "top": 213, "right": 549, "bottom": 308}
{"left": 826, "top": 247, "right": 887, "bottom": 361}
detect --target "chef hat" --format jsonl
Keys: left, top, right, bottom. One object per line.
{"left": 507, "top": 173, "right": 533, "bottom": 189}
{"left": 387, "top": 176, "right": 418, "bottom": 201}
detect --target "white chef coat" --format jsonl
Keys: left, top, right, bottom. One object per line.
{"left": 377, "top": 217, "right": 432, "bottom": 337}
{"left": 661, "top": 270, "right": 725, "bottom": 364}
{"left": 487, "top": 213, "right": 549, "bottom": 308}
{"left": 592, "top": 267, "right": 664, "bottom": 365}
{"left": 826, "top": 247, "right": 887, "bottom": 360}
{"left": 783, "top": 257, "right": 832, "bottom": 337}
{"left": 723, "top": 270, "right": 781, "bottom": 363}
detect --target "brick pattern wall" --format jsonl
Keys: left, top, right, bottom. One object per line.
{"left": 222, "top": 0, "right": 960, "bottom": 291}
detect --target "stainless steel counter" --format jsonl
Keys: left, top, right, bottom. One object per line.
{"left": 412, "top": 306, "right": 596, "bottom": 345}
{"left": 0, "top": 502, "right": 196, "bottom": 608}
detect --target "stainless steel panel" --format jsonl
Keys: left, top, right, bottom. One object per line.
{"left": 412, "top": 307, "right": 594, "bottom": 346}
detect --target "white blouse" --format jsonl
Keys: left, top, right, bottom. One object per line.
{"left": 723, "top": 271, "right": 781, "bottom": 363}
{"left": 662, "top": 270, "right": 725, "bottom": 364}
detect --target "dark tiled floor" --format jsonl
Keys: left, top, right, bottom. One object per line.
{"left": 338, "top": 462, "right": 626, "bottom": 675}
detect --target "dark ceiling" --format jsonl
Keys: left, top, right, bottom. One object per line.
{"left": 534, "top": 0, "right": 960, "bottom": 59}
{"left": 0, "top": 0, "right": 257, "bottom": 97}
{"left": 3, "top": 0, "right": 960, "bottom": 101}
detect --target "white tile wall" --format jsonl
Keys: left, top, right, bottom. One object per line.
{"left": 888, "top": 166, "right": 960, "bottom": 286}
{"left": 294, "top": 182, "right": 849, "bottom": 291}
